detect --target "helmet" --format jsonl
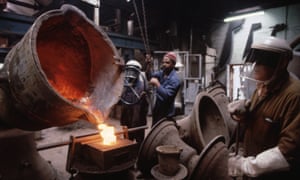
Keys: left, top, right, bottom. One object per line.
{"left": 244, "top": 36, "right": 292, "bottom": 74}
{"left": 245, "top": 36, "right": 292, "bottom": 65}
{"left": 121, "top": 60, "right": 146, "bottom": 105}
{"left": 252, "top": 36, "right": 292, "bottom": 58}
{"left": 124, "top": 60, "right": 142, "bottom": 87}
{"left": 126, "top": 60, "right": 142, "bottom": 69}
{"left": 240, "top": 36, "right": 292, "bottom": 97}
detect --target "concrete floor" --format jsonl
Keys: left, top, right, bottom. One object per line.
{"left": 36, "top": 117, "right": 153, "bottom": 180}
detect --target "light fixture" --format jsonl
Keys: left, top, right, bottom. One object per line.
{"left": 80, "top": 0, "right": 99, "bottom": 7}
{"left": 224, "top": 10, "right": 264, "bottom": 22}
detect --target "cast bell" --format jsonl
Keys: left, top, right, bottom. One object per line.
{"left": 176, "top": 83, "right": 236, "bottom": 152}
{"left": 137, "top": 82, "right": 235, "bottom": 179}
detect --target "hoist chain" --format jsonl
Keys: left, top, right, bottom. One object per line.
{"left": 132, "top": 0, "right": 150, "bottom": 54}
{"left": 141, "top": 0, "right": 150, "bottom": 53}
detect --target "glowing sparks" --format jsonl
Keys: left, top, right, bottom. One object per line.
{"left": 97, "top": 124, "right": 117, "bottom": 145}
{"left": 78, "top": 96, "right": 104, "bottom": 124}
{"left": 78, "top": 97, "right": 116, "bottom": 145}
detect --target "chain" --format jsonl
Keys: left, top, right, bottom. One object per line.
{"left": 141, "top": 0, "right": 150, "bottom": 53}
{"left": 132, "top": 0, "right": 150, "bottom": 54}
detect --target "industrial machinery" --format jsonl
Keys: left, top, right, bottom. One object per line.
{"left": 0, "top": 4, "right": 125, "bottom": 179}
{"left": 137, "top": 82, "right": 236, "bottom": 180}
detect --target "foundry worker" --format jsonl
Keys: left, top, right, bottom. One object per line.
{"left": 147, "top": 52, "right": 181, "bottom": 127}
{"left": 120, "top": 60, "right": 149, "bottom": 144}
{"left": 227, "top": 36, "right": 300, "bottom": 179}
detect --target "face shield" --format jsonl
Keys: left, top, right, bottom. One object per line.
{"left": 124, "top": 65, "right": 141, "bottom": 87}
{"left": 121, "top": 62, "right": 145, "bottom": 105}
{"left": 239, "top": 62, "right": 260, "bottom": 99}
{"left": 239, "top": 49, "right": 281, "bottom": 98}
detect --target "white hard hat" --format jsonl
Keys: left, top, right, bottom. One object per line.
{"left": 246, "top": 36, "right": 293, "bottom": 64}
{"left": 126, "top": 60, "right": 142, "bottom": 70}
{"left": 253, "top": 37, "right": 292, "bottom": 58}
{"left": 242, "top": 36, "right": 293, "bottom": 92}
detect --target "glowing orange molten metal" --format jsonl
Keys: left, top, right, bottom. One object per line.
{"left": 97, "top": 124, "right": 117, "bottom": 145}
{"left": 83, "top": 103, "right": 116, "bottom": 145}
{"left": 78, "top": 97, "right": 116, "bottom": 145}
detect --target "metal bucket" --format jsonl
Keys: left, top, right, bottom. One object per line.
{"left": 0, "top": 5, "right": 124, "bottom": 130}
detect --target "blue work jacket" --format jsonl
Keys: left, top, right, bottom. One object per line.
{"left": 151, "top": 69, "right": 181, "bottom": 124}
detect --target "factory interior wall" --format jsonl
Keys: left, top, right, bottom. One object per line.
{"left": 209, "top": 3, "right": 300, "bottom": 87}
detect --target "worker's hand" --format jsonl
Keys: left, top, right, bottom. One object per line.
{"left": 145, "top": 54, "right": 153, "bottom": 63}
{"left": 227, "top": 99, "right": 251, "bottom": 121}
{"left": 150, "top": 77, "right": 160, "bottom": 87}
{"left": 228, "top": 153, "right": 245, "bottom": 177}
{"left": 228, "top": 147, "right": 290, "bottom": 178}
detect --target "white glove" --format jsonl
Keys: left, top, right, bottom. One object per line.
{"left": 228, "top": 153, "right": 245, "bottom": 177}
{"left": 227, "top": 99, "right": 251, "bottom": 121}
{"left": 228, "top": 147, "right": 290, "bottom": 177}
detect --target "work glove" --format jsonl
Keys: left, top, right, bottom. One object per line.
{"left": 228, "top": 147, "right": 290, "bottom": 177}
{"left": 227, "top": 99, "right": 251, "bottom": 121}
{"left": 228, "top": 153, "right": 246, "bottom": 177}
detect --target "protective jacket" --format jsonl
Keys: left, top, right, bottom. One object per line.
{"left": 242, "top": 75, "right": 300, "bottom": 179}
{"left": 120, "top": 73, "right": 148, "bottom": 143}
